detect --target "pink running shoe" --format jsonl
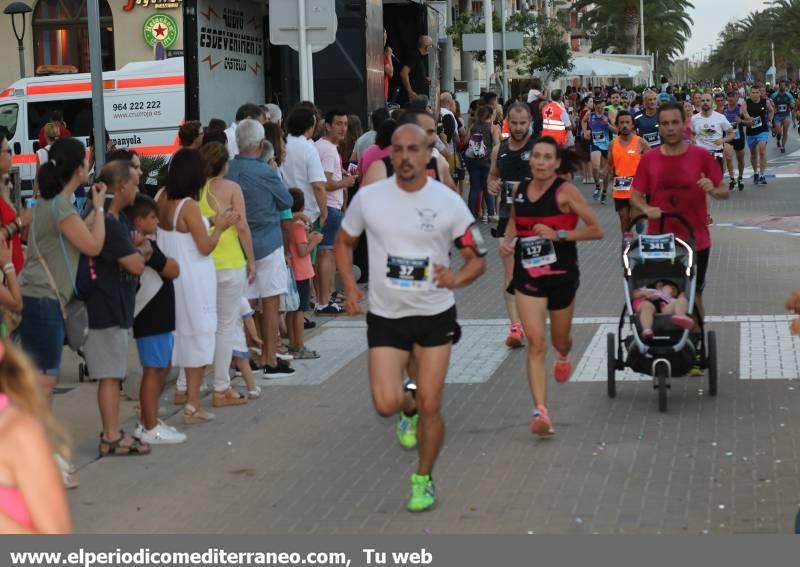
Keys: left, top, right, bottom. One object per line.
{"left": 671, "top": 314, "right": 694, "bottom": 329}
{"left": 553, "top": 354, "right": 573, "bottom": 383}
{"left": 530, "top": 407, "right": 554, "bottom": 437}
{"left": 505, "top": 324, "right": 525, "bottom": 348}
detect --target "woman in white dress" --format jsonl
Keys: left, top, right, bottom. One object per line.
{"left": 155, "top": 149, "right": 239, "bottom": 424}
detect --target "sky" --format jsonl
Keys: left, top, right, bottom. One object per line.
{"left": 681, "top": 0, "right": 765, "bottom": 59}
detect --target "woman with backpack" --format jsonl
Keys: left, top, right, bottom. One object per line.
{"left": 465, "top": 104, "right": 500, "bottom": 221}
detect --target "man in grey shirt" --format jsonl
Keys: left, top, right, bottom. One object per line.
{"left": 226, "top": 119, "right": 295, "bottom": 377}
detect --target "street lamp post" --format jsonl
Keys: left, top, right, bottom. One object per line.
{"left": 639, "top": 0, "right": 645, "bottom": 56}
{"left": 4, "top": 2, "right": 33, "bottom": 79}
{"left": 483, "top": 0, "right": 494, "bottom": 92}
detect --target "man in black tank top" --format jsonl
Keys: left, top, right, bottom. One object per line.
{"left": 742, "top": 84, "right": 774, "bottom": 185}
{"left": 487, "top": 102, "right": 536, "bottom": 349}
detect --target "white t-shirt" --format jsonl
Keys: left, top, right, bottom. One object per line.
{"left": 315, "top": 137, "right": 344, "bottom": 210}
{"left": 36, "top": 145, "right": 52, "bottom": 166}
{"left": 527, "top": 89, "right": 542, "bottom": 104}
{"left": 341, "top": 177, "right": 474, "bottom": 319}
{"left": 281, "top": 135, "right": 327, "bottom": 223}
{"left": 691, "top": 111, "right": 732, "bottom": 153}
{"left": 225, "top": 123, "right": 239, "bottom": 159}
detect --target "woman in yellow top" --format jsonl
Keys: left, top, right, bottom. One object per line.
{"left": 198, "top": 142, "right": 256, "bottom": 407}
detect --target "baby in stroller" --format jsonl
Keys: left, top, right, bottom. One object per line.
{"left": 632, "top": 279, "right": 694, "bottom": 339}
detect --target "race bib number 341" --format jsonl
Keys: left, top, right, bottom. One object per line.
{"left": 638, "top": 233, "right": 676, "bottom": 260}
{"left": 386, "top": 255, "right": 431, "bottom": 290}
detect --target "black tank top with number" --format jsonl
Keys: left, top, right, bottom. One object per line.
{"left": 382, "top": 155, "right": 441, "bottom": 181}
{"left": 745, "top": 99, "right": 769, "bottom": 136}
{"left": 512, "top": 177, "right": 579, "bottom": 281}
{"left": 497, "top": 137, "right": 536, "bottom": 218}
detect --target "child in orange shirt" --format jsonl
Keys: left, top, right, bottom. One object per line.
{"left": 287, "top": 189, "right": 323, "bottom": 359}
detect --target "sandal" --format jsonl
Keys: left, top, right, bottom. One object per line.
{"left": 212, "top": 388, "right": 248, "bottom": 407}
{"left": 62, "top": 471, "right": 79, "bottom": 490}
{"left": 98, "top": 430, "right": 151, "bottom": 458}
{"left": 288, "top": 346, "right": 321, "bottom": 360}
{"left": 248, "top": 386, "right": 262, "bottom": 400}
{"left": 183, "top": 404, "right": 216, "bottom": 424}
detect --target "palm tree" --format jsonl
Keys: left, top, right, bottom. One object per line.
{"left": 573, "top": 0, "right": 694, "bottom": 65}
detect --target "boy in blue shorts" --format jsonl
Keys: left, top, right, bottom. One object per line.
{"left": 129, "top": 194, "right": 186, "bottom": 444}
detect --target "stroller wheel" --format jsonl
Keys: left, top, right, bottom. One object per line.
{"left": 606, "top": 333, "right": 616, "bottom": 398}
{"left": 655, "top": 363, "right": 669, "bottom": 413}
{"left": 707, "top": 331, "right": 718, "bottom": 397}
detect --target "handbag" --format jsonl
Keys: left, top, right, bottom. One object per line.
{"left": 31, "top": 201, "right": 89, "bottom": 351}
{"left": 284, "top": 266, "right": 300, "bottom": 313}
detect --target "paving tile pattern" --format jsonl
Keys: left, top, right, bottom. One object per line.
{"left": 65, "top": 138, "right": 800, "bottom": 534}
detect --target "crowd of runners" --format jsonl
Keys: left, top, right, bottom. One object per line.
{"left": 2, "top": 73, "right": 800, "bottom": 532}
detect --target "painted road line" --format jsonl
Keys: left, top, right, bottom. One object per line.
{"left": 573, "top": 324, "right": 648, "bottom": 382}
{"left": 739, "top": 321, "right": 800, "bottom": 380}
{"left": 447, "top": 324, "right": 511, "bottom": 384}
{"left": 259, "top": 327, "right": 368, "bottom": 386}
{"left": 713, "top": 224, "right": 800, "bottom": 237}
{"left": 323, "top": 315, "right": 795, "bottom": 328}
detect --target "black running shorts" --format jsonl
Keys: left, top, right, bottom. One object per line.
{"left": 366, "top": 306, "right": 462, "bottom": 351}
{"left": 614, "top": 198, "right": 630, "bottom": 212}
{"left": 495, "top": 216, "right": 510, "bottom": 238}
{"left": 729, "top": 137, "right": 745, "bottom": 152}
{"left": 511, "top": 278, "right": 580, "bottom": 311}
{"left": 696, "top": 248, "right": 710, "bottom": 292}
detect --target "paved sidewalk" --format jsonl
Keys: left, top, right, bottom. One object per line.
{"left": 60, "top": 133, "right": 800, "bottom": 534}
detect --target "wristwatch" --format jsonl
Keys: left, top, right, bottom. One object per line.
{"left": 557, "top": 230, "right": 568, "bottom": 242}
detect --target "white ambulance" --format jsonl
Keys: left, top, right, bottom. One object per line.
{"left": 0, "top": 57, "right": 185, "bottom": 196}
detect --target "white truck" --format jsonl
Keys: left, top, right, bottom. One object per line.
{"left": 0, "top": 57, "right": 185, "bottom": 196}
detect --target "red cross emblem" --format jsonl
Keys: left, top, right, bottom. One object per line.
{"left": 544, "top": 106, "right": 554, "bottom": 119}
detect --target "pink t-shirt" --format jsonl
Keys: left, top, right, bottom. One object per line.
{"left": 632, "top": 144, "right": 722, "bottom": 251}
{"left": 0, "top": 394, "right": 32, "bottom": 530}
{"left": 315, "top": 137, "right": 344, "bottom": 210}
{"left": 289, "top": 220, "right": 315, "bottom": 281}
{"left": 359, "top": 145, "right": 392, "bottom": 178}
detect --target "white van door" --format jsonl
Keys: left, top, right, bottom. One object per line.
{"left": 0, "top": 98, "right": 32, "bottom": 196}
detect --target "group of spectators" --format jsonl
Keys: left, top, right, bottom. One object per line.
{"left": 0, "top": 96, "right": 384, "bottom": 532}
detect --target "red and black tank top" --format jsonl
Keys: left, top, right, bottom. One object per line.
{"left": 513, "top": 177, "right": 579, "bottom": 279}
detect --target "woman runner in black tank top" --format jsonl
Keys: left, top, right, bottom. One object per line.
{"left": 499, "top": 137, "right": 603, "bottom": 439}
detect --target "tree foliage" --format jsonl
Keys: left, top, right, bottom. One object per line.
{"left": 573, "top": 0, "right": 694, "bottom": 69}
{"left": 697, "top": 0, "right": 800, "bottom": 81}
{"left": 447, "top": 10, "right": 573, "bottom": 80}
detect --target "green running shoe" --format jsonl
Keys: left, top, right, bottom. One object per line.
{"left": 688, "top": 354, "right": 704, "bottom": 377}
{"left": 408, "top": 473, "right": 436, "bottom": 512}
{"left": 396, "top": 413, "right": 419, "bottom": 450}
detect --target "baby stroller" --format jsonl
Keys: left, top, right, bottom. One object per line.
{"left": 607, "top": 212, "right": 718, "bottom": 412}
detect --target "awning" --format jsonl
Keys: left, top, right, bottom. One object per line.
{"left": 566, "top": 56, "right": 644, "bottom": 79}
